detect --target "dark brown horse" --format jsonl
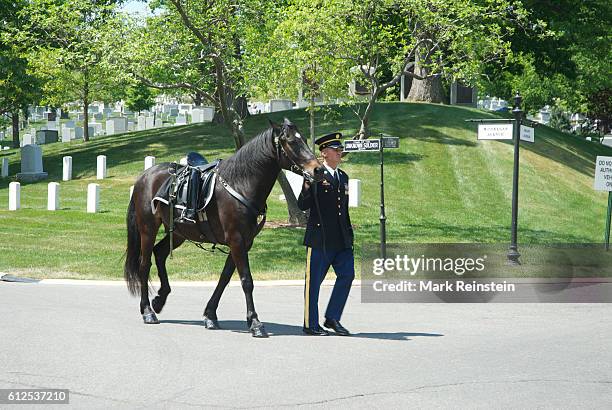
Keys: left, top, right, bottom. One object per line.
{"left": 124, "top": 119, "right": 324, "bottom": 337}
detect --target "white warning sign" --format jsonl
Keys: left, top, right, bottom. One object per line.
{"left": 477, "top": 124, "right": 513, "bottom": 140}
{"left": 594, "top": 156, "right": 612, "bottom": 191}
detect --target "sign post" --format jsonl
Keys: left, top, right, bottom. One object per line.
{"left": 466, "top": 91, "right": 536, "bottom": 265}
{"left": 344, "top": 135, "right": 399, "bottom": 258}
{"left": 594, "top": 155, "right": 612, "bottom": 250}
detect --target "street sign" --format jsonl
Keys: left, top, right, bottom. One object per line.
{"left": 344, "top": 139, "right": 381, "bottom": 152}
{"left": 520, "top": 125, "right": 534, "bottom": 143}
{"left": 382, "top": 136, "right": 400, "bottom": 149}
{"left": 477, "top": 123, "right": 513, "bottom": 140}
{"left": 595, "top": 156, "right": 612, "bottom": 191}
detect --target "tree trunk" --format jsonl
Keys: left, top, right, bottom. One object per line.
{"left": 233, "top": 95, "right": 249, "bottom": 119}
{"left": 277, "top": 172, "right": 308, "bottom": 225}
{"left": 357, "top": 89, "right": 379, "bottom": 139}
{"left": 193, "top": 91, "right": 203, "bottom": 107}
{"left": 309, "top": 93, "right": 316, "bottom": 152}
{"left": 407, "top": 51, "right": 444, "bottom": 103}
{"left": 83, "top": 82, "right": 90, "bottom": 142}
{"left": 12, "top": 112, "right": 19, "bottom": 148}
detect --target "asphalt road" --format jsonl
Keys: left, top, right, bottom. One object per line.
{"left": 0, "top": 281, "right": 611, "bottom": 409}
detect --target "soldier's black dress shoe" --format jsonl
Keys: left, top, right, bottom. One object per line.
{"left": 302, "top": 326, "right": 329, "bottom": 336}
{"left": 324, "top": 319, "right": 350, "bottom": 336}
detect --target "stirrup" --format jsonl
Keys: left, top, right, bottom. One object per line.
{"left": 178, "top": 209, "right": 197, "bottom": 224}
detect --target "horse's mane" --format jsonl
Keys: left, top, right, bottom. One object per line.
{"left": 218, "top": 127, "right": 278, "bottom": 188}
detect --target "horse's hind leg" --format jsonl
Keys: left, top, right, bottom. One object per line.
{"left": 151, "top": 233, "right": 185, "bottom": 314}
{"left": 203, "top": 254, "right": 235, "bottom": 329}
{"left": 139, "top": 228, "right": 159, "bottom": 324}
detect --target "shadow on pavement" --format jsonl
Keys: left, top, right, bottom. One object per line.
{"left": 159, "top": 319, "right": 444, "bottom": 340}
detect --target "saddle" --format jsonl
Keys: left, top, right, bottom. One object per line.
{"left": 151, "top": 153, "right": 220, "bottom": 222}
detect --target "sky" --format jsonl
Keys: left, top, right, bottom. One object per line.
{"left": 120, "top": 0, "right": 153, "bottom": 17}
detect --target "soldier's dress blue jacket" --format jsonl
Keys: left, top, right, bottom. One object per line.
{"left": 297, "top": 167, "right": 355, "bottom": 330}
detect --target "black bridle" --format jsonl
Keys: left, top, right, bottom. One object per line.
{"left": 274, "top": 131, "right": 316, "bottom": 183}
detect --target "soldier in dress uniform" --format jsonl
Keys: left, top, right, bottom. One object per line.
{"left": 297, "top": 132, "right": 354, "bottom": 336}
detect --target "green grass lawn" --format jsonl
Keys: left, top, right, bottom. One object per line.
{"left": 1, "top": 102, "right": 611, "bottom": 280}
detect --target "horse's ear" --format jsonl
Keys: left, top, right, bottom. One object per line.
{"left": 268, "top": 119, "right": 281, "bottom": 131}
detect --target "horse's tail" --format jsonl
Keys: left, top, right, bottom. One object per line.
{"left": 124, "top": 194, "right": 142, "bottom": 296}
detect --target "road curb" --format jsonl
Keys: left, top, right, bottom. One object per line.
{"left": 1, "top": 275, "right": 362, "bottom": 287}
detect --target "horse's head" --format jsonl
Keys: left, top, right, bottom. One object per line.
{"left": 271, "top": 118, "right": 325, "bottom": 183}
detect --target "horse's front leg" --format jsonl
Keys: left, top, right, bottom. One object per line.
{"left": 203, "top": 253, "right": 235, "bottom": 329}
{"left": 151, "top": 233, "right": 185, "bottom": 314}
{"left": 230, "top": 242, "right": 268, "bottom": 338}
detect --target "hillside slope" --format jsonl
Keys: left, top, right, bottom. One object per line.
{"left": 0, "top": 102, "right": 609, "bottom": 279}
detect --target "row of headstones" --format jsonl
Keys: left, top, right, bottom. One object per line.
{"left": 5, "top": 155, "right": 159, "bottom": 212}
{"left": 11, "top": 107, "right": 216, "bottom": 146}
{"left": 7, "top": 181, "right": 101, "bottom": 213}
{"left": 61, "top": 155, "right": 157, "bottom": 181}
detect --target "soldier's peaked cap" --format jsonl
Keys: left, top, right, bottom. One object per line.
{"left": 315, "top": 132, "right": 343, "bottom": 150}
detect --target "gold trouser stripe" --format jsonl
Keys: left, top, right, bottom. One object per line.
{"left": 304, "top": 247, "right": 312, "bottom": 327}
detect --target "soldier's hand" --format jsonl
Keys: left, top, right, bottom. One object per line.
{"left": 302, "top": 179, "right": 312, "bottom": 190}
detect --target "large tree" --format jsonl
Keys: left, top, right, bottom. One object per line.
{"left": 118, "top": 1, "right": 309, "bottom": 223}
{"left": 481, "top": 0, "right": 611, "bottom": 122}
{"left": 17, "top": 0, "right": 123, "bottom": 142}
{"left": 277, "top": 0, "right": 527, "bottom": 139}
{"left": 0, "top": 0, "right": 42, "bottom": 148}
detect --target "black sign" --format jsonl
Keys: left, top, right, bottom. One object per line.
{"left": 382, "top": 137, "right": 399, "bottom": 148}
{"left": 344, "top": 139, "right": 381, "bottom": 152}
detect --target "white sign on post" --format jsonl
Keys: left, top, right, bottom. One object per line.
{"left": 477, "top": 124, "right": 513, "bottom": 140}
{"left": 344, "top": 139, "right": 381, "bottom": 152}
{"left": 594, "top": 156, "right": 612, "bottom": 191}
{"left": 520, "top": 125, "right": 535, "bottom": 143}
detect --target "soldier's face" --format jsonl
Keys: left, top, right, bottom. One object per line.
{"left": 322, "top": 147, "right": 343, "bottom": 168}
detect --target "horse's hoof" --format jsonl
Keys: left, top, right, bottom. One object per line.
{"left": 142, "top": 307, "right": 159, "bottom": 324}
{"left": 151, "top": 297, "right": 165, "bottom": 314}
{"left": 203, "top": 315, "right": 220, "bottom": 329}
{"left": 250, "top": 323, "right": 268, "bottom": 338}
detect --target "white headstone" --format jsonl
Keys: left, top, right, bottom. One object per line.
{"left": 137, "top": 115, "right": 146, "bottom": 131}
{"left": 87, "top": 183, "right": 99, "bottom": 213}
{"left": 46, "top": 120, "right": 58, "bottom": 131}
{"left": 191, "top": 108, "right": 203, "bottom": 123}
{"left": 105, "top": 117, "right": 128, "bottom": 135}
{"left": 283, "top": 170, "right": 304, "bottom": 200}
{"left": 269, "top": 99, "right": 293, "bottom": 112}
{"left": 74, "top": 126, "right": 84, "bottom": 139}
{"left": 1, "top": 158, "right": 8, "bottom": 177}
{"left": 96, "top": 155, "right": 107, "bottom": 179}
{"left": 144, "top": 156, "right": 155, "bottom": 170}
{"left": 9, "top": 181, "right": 20, "bottom": 210}
{"left": 175, "top": 115, "right": 187, "bottom": 126}
{"left": 17, "top": 144, "right": 47, "bottom": 182}
{"left": 22, "top": 133, "right": 34, "bottom": 146}
{"left": 145, "top": 116, "right": 154, "bottom": 129}
{"left": 47, "top": 182, "right": 60, "bottom": 211}
{"left": 63, "top": 156, "right": 72, "bottom": 181}
{"left": 348, "top": 179, "right": 362, "bottom": 207}
{"left": 154, "top": 118, "right": 163, "bottom": 128}
{"left": 61, "top": 126, "right": 75, "bottom": 142}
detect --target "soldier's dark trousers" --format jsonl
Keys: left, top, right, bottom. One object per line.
{"left": 304, "top": 247, "right": 354, "bottom": 329}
